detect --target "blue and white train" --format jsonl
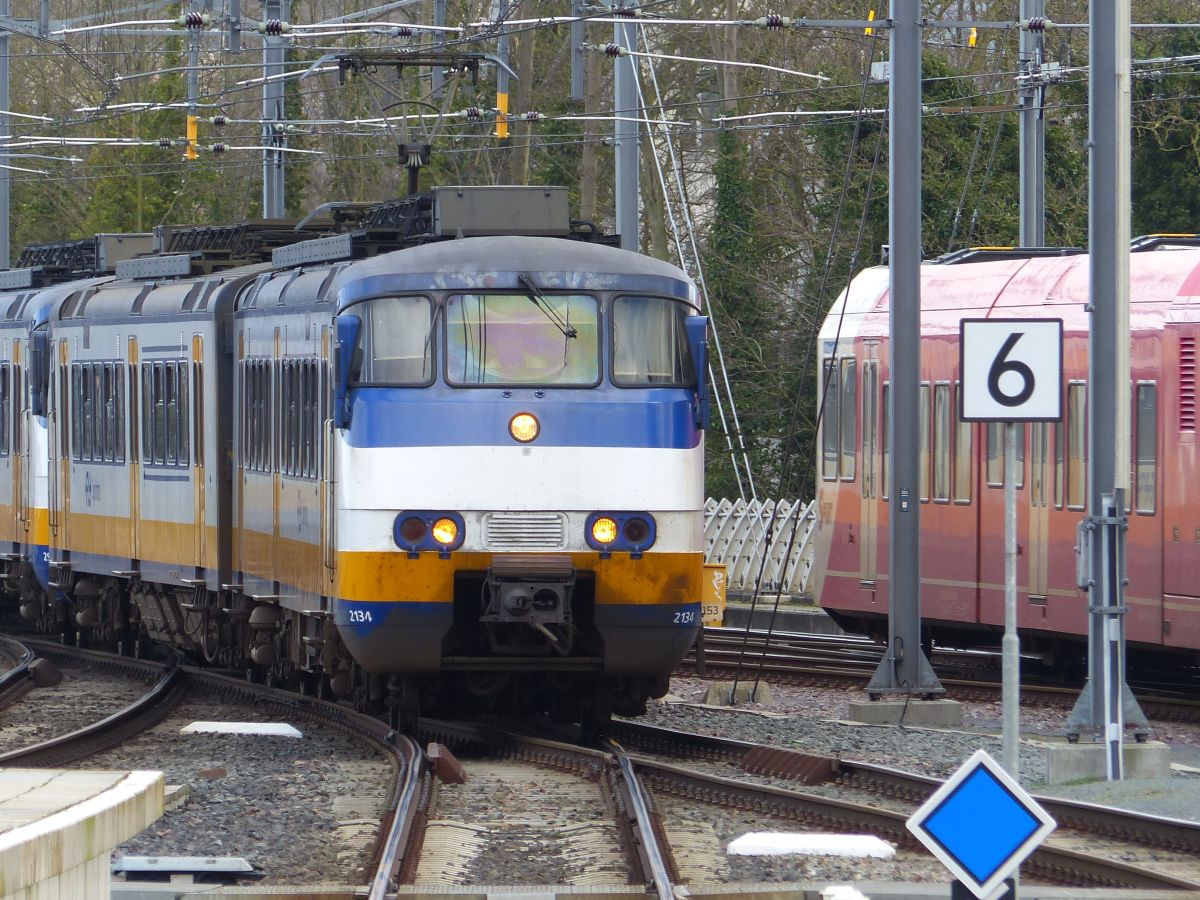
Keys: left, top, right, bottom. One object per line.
{"left": 0, "top": 187, "right": 709, "bottom": 725}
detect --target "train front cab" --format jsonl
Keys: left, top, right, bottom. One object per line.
{"left": 325, "top": 240, "right": 709, "bottom": 718}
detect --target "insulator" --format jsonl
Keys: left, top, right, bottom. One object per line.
{"left": 1023, "top": 16, "right": 1048, "bottom": 31}
{"left": 260, "top": 19, "right": 291, "bottom": 36}
{"left": 603, "top": 42, "right": 622, "bottom": 58}
{"left": 524, "top": 111, "right": 542, "bottom": 121}
{"left": 464, "top": 107, "right": 482, "bottom": 121}
{"left": 209, "top": 142, "right": 228, "bottom": 154}
{"left": 392, "top": 25, "right": 413, "bottom": 37}
{"left": 158, "top": 138, "right": 172, "bottom": 149}
{"left": 759, "top": 14, "right": 789, "bottom": 29}
{"left": 209, "top": 115, "right": 227, "bottom": 127}
{"left": 178, "top": 11, "right": 208, "bottom": 29}
{"left": 612, "top": 6, "right": 639, "bottom": 18}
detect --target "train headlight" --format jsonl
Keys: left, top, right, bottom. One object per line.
{"left": 509, "top": 412, "right": 540, "bottom": 443}
{"left": 394, "top": 511, "right": 465, "bottom": 557}
{"left": 586, "top": 512, "right": 657, "bottom": 558}
{"left": 591, "top": 516, "right": 618, "bottom": 545}
{"left": 432, "top": 517, "right": 459, "bottom": 546}
{"left": 623, "top": 517, "right": 651, "bottom": 544}
{"left": 398, "top": 516, "right": 428, "bottom": 544}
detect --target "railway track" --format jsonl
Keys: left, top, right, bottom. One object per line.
{"left": 689, "top": 626, "right": 1200, "bottom": 723}
{"left": 7, "top": 631, "right": 1199, "bottom": 895}
{"left": 2, "top": 635, "right": 422, "bottom": 897}
{"left": 610, "top": 719, "right": 1200, "bottom": 893}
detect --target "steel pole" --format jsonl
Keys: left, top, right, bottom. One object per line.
{"left": 261, "top": 0, "right": 288, "bottom": 218}
{"left": 614, "top": 13, "right": 638, "bottom": 251}
{"left": 1019, "top": 0, "right": 1044, "bottom": 247}
{"left": 866, "top": 0, "right": 943, "bottom": 696}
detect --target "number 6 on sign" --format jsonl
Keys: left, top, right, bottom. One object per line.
{"left": 960, "top": 318, "right": 1063, "bottom": 422}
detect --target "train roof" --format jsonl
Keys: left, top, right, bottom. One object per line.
{"left": 821, "top": 244, "right": 1200, "bottom": 342}
{"left": 331, "top": 235, "right": 696, "bottom": 309}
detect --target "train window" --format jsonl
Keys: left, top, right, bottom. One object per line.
{"left": 71, "top": 363, "right": 82, "bottom": 461}
{"left": 1030, "top": 423, "right": 1048, "bottom": 507}
{"left": 141, "top": 364, "right": 152, "bottom": 463}
{"left": 934, "top": 383, "right": 950, "bottom": 501}
{"left": 347, "top": 296, "right": 433, "bottom": 385}
{"left": 919, "top": 383, "right": 930, "bottom": 501}
{"left": 953, "top": 384, "right": 971, "bottom": 503}
{"left": 612, "top": 297, "right": 694, "bottom": 388}
{"left": 861, "top": 362, "right": 878, "bottom": 499}
{"left": 114, "top": 364, "right": 125, "bottom": 463}
{"left": 305, "top": 361, "right": 318, "bottom": 478}
{"left": 821, "top": 359, "right": 840, "bottom": 481}
{"left": 447, "top": 293, "right": 599, "bottom": 387}
{"left": 81, "top": 365, "right": 95, "bottom": 461}
{"left": 881, "top": 382, "right": 890, "bottom": 499}
{"left": 1053, "top": 418, "right": 1064, "bottom": 508}
{"left": 57, "top": 360, "right": 68, "bottom": 458}
{"left": 1067, "top": 382, "right": 1087, "bottom": 509}
{"left": 1134, "top": 382, "right": 1157, "bottom": 514}
{"left": 839, "top": 358, "right": 856, "bottom": 480}
{"left": 281, "top": 361, "right": 292, "bottom": 475}
{"left": 0, "top": 365, "right": 9, "bottom": 456}
{"left": 985, "top": 422, "right": 1025, "bottom": 488}
{"left": 101, "top": 365, "right": 113, "bottom": 461}
{"left": 165, "top": 362, "right": 178, "bottom": 466}
{"left": 178, "top": 361, "right": 189, "bottom": 467}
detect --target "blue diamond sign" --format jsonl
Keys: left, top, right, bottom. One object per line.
{"left": 907, "top": 750, "right": 1056, "bottom": 899}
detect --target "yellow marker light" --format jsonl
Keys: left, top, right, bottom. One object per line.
{"left": 431, "top": 517, "right": 459, "bottom": 546}
{"left": 969, "top": 26, "right": 978, "bottom": 47}
{"left": 591, "top": 517, "right": 618, "bottom": 545}
{"left": 865, "top": 9, "right": 875, "bottom": 35}
{"left": 509, "top": 412, "right": 540, "bottom": 443}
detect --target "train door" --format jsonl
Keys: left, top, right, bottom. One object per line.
{"left": 272, "top": 329, "right": 282, "bottom": 587}
{"left": 192, "top": 335, "right": 206, "bottom": 572}
{"left": 49, "top": 339, "right": 70, "bottom": 553}
{"left": 128, "top": 339, "right": 140, "bottom": 562}
{"left": 1163, "top": 324, "right": 1199, "bottom": 647}
{"left": 976, "top": 422, "right": 1026, "bottom": 628}
{"left": 859, "top": 350, "right": 880, "bottom": 587}
{"left": 6, "top": 355, "right": 21, "bottom": 547}
{"left": 16, "top": 360, "right": 31, "bottom": 539}
{"left": 320, "top": 330, "right": 335, "bottom": 587}
{"left": 1025, "top": 423, "right": 1050, "bottom": 624}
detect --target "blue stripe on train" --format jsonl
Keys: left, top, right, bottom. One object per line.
{"left": 346, "top": 390, "right": 701, "bottom": 450}
{"left": 333, "top": 599, "right": 703, "bottom": 637}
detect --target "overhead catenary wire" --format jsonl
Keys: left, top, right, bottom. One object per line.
{"left": 633, "top": 19, "right": 755, "bottom": 503}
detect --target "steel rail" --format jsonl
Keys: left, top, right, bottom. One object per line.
{"left": 604, "top": 739, "right": 677, "bottom": 900}
{"left": 633, "top": 755, "right": 1200, "bottom": 892}
{"left": 0, "top": 633, "right": 34, "bottom": 710}
{"left": 612, "top": 720, "right": 1200, "bottom": 857}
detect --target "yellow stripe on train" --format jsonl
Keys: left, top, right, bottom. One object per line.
{"left": 333, "top": 550, "right": 703, "bottom": 605}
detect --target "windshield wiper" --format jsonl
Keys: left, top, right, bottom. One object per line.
{"left": 518, "top": 273, "right": 577, "bottom": 339}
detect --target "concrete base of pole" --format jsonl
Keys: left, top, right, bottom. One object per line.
{"left": 846, "top": 698, "right": 962, "bottom": 727}
{"left": 1044, "top": 740, "right": 1171, "bottom": 784}
{"left": 703, "top": 681, "right": 775, "bottom": 706}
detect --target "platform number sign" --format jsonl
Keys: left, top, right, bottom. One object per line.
{"left": 960, "top": 318, "right": 1063, "bottom": 422}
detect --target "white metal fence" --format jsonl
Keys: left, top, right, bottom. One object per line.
{"left": 703, "top": 498, "right": 817, "bottom": 597}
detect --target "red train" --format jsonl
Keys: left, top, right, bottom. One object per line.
{"left": 812, "top": 240, "right": 1199, "bottom": 668}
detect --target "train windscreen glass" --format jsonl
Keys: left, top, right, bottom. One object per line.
{"left": 352, "top": 296, "right": 434, "bottom": 385}
{"left": 445, "top": 293, "right": 599, "bottom": 386}
{"left": 612, "top": 296, "right": 694, "bottom": 386}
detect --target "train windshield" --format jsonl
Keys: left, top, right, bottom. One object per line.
{"left": 612, "top": 296, "right": 695, "bottom": 387}
{"left": 351, "top": 296, "right": 434, "bottom": 385}
{"left": 445, "top": 293, "right": 600, "bottom": 386}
